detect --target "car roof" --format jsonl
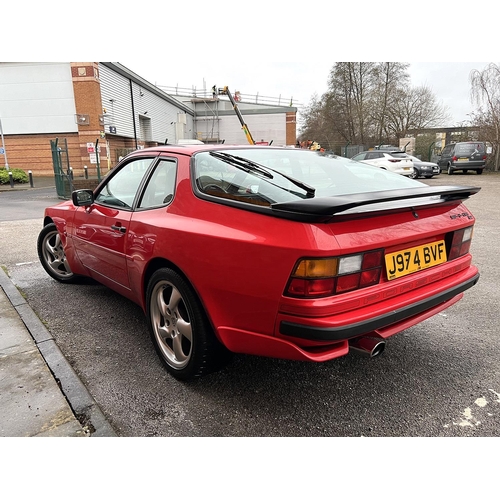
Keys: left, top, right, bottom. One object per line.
{"left": 354, "top": 150, "right": 406, "bottom": 155}
{"left": 126, "top": 144, "right": 290, "bottom": 156}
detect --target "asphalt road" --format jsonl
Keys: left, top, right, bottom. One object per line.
{"left": 1, "top": 173, "right": 499, "bottom": 437}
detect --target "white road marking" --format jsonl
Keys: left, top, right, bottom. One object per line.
{"left": 444, "top": 389, "right": 499, "bottom": 429}
{"left": 453, "top": 407, "right": 479, "bottom": 427}
{"left": 475, "top": 397, "right": 488, "bottom": 408}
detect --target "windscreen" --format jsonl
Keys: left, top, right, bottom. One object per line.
{"left": 194, "top": 148, "right": 421, "bottom": 206}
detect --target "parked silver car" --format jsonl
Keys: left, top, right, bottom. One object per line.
{"left": 405, "top": 154, "right": 441, "bottom": 179}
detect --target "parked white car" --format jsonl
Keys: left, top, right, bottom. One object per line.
{"left": 351, "top": 150, "right": 414, "bottom": 176}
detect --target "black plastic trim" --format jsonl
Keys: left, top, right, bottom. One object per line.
{"left": 271, "top": 185, "right": 481, "bottom": 218}
{"left": 280, "top": 273, "right": 480, "bottom": 341}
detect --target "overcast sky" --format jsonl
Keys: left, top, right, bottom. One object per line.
{"left": 7, "top": 2, "right": 497, "bottom": 128}
{"left": 122, "top": 61, "right": 492, "bottom": 127}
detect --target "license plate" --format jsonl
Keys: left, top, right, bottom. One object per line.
{"left": 385, "top": 240, "right": 447, "bottom": 280}
{"left": 457, "top": 158, "right": 469, "bottom": 162}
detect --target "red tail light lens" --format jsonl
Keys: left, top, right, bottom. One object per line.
{"left": 286, "top": 250, "right": 383, "bottom": 298}
{"left": 287, "top": 277, "right": 335, "bottom": 297}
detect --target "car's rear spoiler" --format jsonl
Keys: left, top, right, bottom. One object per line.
{"left": 271, "top": 185, "right": 481, "bottom": 221}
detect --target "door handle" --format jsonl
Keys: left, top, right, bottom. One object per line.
{"left": 111, "top": 225, "right": 126, "bottom": 233}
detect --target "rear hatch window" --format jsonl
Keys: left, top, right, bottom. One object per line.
{"left": 194, "top": 148, "right": 419, "bottom": 207}
{"left": 455, "top": 143, "right": 485, "bottom": 155}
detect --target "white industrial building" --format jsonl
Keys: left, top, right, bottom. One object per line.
{"left": 0, "top": 62, "right": 297, "bottom": 176}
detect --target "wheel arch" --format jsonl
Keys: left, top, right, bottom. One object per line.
{"left": 142, "top": 257, "right": 216, "bottom": 334}
{"left": 43, "top": 215, "right": 54, "bottom": 226}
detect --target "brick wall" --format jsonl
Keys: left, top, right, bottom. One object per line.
{"left": 0, "top": 132, "right": 159, "bottom": 178}
{"left": 286, "top": 112, "right": 297, "bottom": 146}
{"left": 71, "top": 62, "right": 109, "bottom": 171}
{"left": 1, "top": 133, "right": 80, "bottom": 177}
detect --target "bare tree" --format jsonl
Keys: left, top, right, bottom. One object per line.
{"left": 327, "top": 62, "right": 376, "bottom": 144}
{"left": 387, "top": 85, "right": 450, "bottom": 139}
{"left": 299, "top": 62, "right": 449, "bottom": 150}
{"left": 299, "top": 93, "right": 338, "bottom": 146}
{"left": 470, "top": 63, "right": 500, "bottom": 171}
{"left": 371, "top": 62, "right": 410, "bottom": 144}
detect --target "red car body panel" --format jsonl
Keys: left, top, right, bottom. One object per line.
{"left": 42, "top": 146, "right": 480, "bottom": 364}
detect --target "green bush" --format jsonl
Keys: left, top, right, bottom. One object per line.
{"left": 0, "top": 168, "right": 29, "bottom": 184}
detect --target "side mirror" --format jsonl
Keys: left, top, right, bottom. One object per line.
{"left": 72, "top": 189, "right": 94, "bottom": 206}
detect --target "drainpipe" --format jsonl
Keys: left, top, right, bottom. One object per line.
{"left": 0, "top": 118, "right": 9, "bottom": 170}
{"left": 129, "top": 79, "right": 138, "bottom": 149}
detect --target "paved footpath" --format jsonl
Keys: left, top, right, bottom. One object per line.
{"left": 0, "top": 249, "right": 116, "bottom": 437}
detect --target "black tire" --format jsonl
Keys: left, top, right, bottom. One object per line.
{"left": 146, "top": 267, "right": 231, "bottom": 380}
{"left": 477, "top": 169, "right": 483, "bottom": 175}
{"left": 37, "top": 223, "right": 77, "bottom": 283}
{"left": 409, "top": 170, "right": 419, "bottom": 179}
{"left": 447, "top": 164, "right": 454, "bottom": 175}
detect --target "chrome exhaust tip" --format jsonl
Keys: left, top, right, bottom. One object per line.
{"left": 349, "top": 337, "right": 386, "bottom": 358}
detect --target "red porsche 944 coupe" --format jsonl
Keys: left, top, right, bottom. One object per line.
{"left": 38, "top": 145, "right": 480, "bottom": 380}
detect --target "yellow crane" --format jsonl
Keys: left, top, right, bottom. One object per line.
{"left": 216, "top": 86, "right": 256, "bottom": 145}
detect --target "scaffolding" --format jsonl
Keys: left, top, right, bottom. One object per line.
{"left": 190, "top": 97, "right": 221, "bottom": 143}
{"left": 158, "top": 84, "right": 300, "bottom": 145}
{"left": 159, "top": 85, "right": 299, "bottom": 107}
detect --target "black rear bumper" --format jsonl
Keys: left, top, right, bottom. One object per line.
{"left": 280, "top": 273, "right": 480, "bottom": 342}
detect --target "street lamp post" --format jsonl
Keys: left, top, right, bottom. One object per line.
{"left": 0, "top": 118, "right": 9, "bottom": 170}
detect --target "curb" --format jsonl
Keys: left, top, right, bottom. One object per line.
{"left": 0, "top": 267, "right": 116, "bottom": 437}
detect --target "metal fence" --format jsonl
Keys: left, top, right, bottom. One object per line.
{"left": 50, "top": 138, "right": 103, "bottom": 199}
{"left": 50, "top": 138, "right": 73, "bottom": 199}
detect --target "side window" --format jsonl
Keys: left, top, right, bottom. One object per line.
{"left": 95, "top": 158, "right": 153, "bottom": 209}
{"left": 442, "top": 146, "right": 452, "bottom": 156}
{"left": 139, "top": 159, "right": 177, "bottom": 208}
{"left": 352, "top": 153, "right": 366, "bottom": 161}
{"left": 366, "top": 152, "right": 380, "bottom": 159}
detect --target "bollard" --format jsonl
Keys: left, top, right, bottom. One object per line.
{"left": 9, "top": 170, "right": 14, "bottom": 188}
{"left": 69, "top": 166, "right": 74, "bottom": 180}
{"left": 84, "top": 165, "right": 88, "bottom": 179}
{"left": 28, "top": 170, "right": 34, "bottom": 188}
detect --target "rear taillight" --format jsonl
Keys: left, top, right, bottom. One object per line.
{"left": 388, "top": 159, "right": 401, "bottom": 163}
{"left": 448, "top": 226, "right": 474, "bottom": 260}
{"left": 286, "top": 250, "right": 383, "bottom": 298}
{"left": 482, "top": 155, "right": 487, "bottom": 160}
{"left": 452, "top": 156, "right": 458, "bottom": 161}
